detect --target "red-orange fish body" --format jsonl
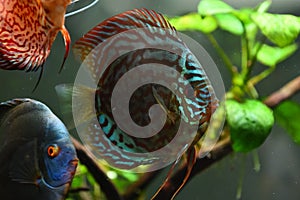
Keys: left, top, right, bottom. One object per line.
{"left": 0, "top": 0, "right": 71, "bottom": 71}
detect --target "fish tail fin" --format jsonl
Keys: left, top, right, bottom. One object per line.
{"left": 55, "top": 84, "right": 96, "bottom": 129}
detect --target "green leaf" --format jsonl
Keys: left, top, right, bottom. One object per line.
{"left": 226, "top": 99, "right": 274, "bottom": 152}
{"left": 234, "top": 8, "right": 253, "bottom": 24}
{"left": 198, "top": 0, "right": 234, "bottom": 15}
{"left": 255, "top": 0, "right": 272, "bottom": 13}
{"left": 214, "top": 13, "right": 244, "bottom": 35}
{"left": 168, "top": 13, "right": 217, "bottom": 33}
{"left": 274, "top": 101, "right": 300, "bottom": 144}
{"left": 256, "top": 43, "right": 298, "bottom": 67}
{"left": 251, "top": 13, "right": 300, "bottom": 47}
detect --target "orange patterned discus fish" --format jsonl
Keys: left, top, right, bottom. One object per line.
{"left": 0, "top": 0, "right": 71, "bottom": 72}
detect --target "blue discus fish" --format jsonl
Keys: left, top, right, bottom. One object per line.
{"left": 0, "top": 98, "right": 78, "bottom": 200}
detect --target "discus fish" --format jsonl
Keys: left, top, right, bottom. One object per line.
{"left": 56, "top": 8, "right": 218, "bottom": 199}
{"left": 0, "top": 0, "right": 72, "bottom": 89}
{"left": 0, "top": 98, "right": 78, "bottom": 200}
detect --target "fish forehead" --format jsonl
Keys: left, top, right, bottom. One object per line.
{"left": 0, "top": 99, "right": 69, "bottom": 145}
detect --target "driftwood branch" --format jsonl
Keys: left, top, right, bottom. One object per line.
{"left": 72, "top": 75, "right": 300, "bottom": 200}
{"left": 264, "top": 76, "right": 300, "bottom": 107}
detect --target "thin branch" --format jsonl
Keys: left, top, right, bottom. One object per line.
{"left": 264, "top": 75, "right": 300, "bottom": 107}
{"left": 71, "top": 137, "right": 123, "bottom": 200}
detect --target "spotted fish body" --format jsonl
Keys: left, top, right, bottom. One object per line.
{"left": 58, "top": 8, "right": 218, "bottom": 169}
{"left": 0, "top": 98, "right": 78, "bottom": 200}
{"left": 0, "top": 0, "right": 71, "bottom": 71}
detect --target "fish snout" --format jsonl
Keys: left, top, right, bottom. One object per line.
{"left": 70, "top": 158, "right": 79, "bottom": 168}
{"left": 69, "top": 158, "right": 79, "bottom": 174}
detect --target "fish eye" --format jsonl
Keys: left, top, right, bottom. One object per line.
{"left": 47, "top": 144, "right": 60, "bottom": 158}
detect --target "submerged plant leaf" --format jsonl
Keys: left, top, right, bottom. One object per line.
{"left": 274, "top": 100, "right": 300, "bottom": 145}
{"left": 215, "top": 13, "right": 244, "bottom": 35}
{"left": 251, "top": 13, "right": 300, "bottom": 47}
{"left": 168, "top": 13, "right": 217, "bottom": 33}
{"left": 226, "top": 99, "right": 274, "bottom": 152}
{"left": 255, "top": 0, "right": 272, "bottom": 13}
{"left": 198, "top": 0, "right": 234, "bottom": 15}
{"left": 234, "top": 8, "right": 253, "bottom": 24}
{"left": 256, "top": 43, "right": 298, "bottom": 67}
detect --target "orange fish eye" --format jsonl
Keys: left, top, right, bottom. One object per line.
{"left": 47, "top": 145, "right": 60, "bottom": 158}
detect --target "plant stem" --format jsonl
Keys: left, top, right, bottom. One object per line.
{"left": 241, "top": 33, "right": 249, "bottom": 79}
{"left": 236, "top": 155, "right": 246, "bottom": 199}
{"left": 245, "top": 37, "right": 267, "bottom": 83}
{"left": 248, "top": 68, "right": 274, "bottom": 86}
{"left": 252, "top": 150, "right": 261, "bottom": 172}
{"left": 206, "top": 33, "right": 235, "bottom": 75}
{"left": 245, "top": 81, "right": 259, "bottom": 99}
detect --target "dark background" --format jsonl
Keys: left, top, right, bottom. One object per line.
{"left": 1, "top": 0, "right": 300, "bottom": 199}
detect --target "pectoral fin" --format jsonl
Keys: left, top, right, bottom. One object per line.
{"left": 152, "top": 86, "right": 177, "bottom": 124}
{"left": 9, "top": 139, "right": 40, "bottom": 185}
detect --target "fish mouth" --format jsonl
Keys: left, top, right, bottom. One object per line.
{"left": 68, "top": 158, "right": 79, "bottom": 176}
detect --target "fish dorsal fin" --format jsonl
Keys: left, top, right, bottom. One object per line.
{"left": 73, "top": 8, "right": 175, "bottom": 65}
{"left": 0, "top": 99, "right": 32, "bottom": 123}
{"left": 9, "top": 139, "right": 40, "bottom": 185}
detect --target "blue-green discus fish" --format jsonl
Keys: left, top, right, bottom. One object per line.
{"left": 0, "top": 98, "right": 78, "bottom": 200}
{"left": 57, "top": 8, "right": 218, "bottom": 199}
